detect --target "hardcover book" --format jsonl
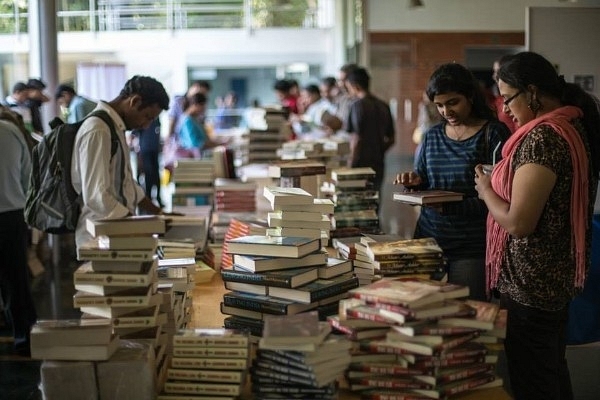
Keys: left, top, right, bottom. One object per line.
{"left": 30, "top": 318, "right": 112, "bottom": 347}
{"left": 317, "top": 258, "right": 353, "bottom": 279}
{"left": 348, "top": 278, "right": 447, "bottom": 309}
{"left": 223, "top": 266, "right": 318, "bottom": 288}
{"left": 268, "top": 273, "right": 359, "bottom": 304}
{"left": 222, "top": 291, "right": 319, "bottom": 315}
{"left": 392, "top": 190, "right": 464, "bottom": 206}
{"left": 86, "top": 215, "right": 166, "bottom": 237}
{"left": 225, "top": 235, "right": 321, "bottom": 258}
{"left": 232, "top": 249, "right": 327, "bottom": 273}
{"left": 223, "top": 280, "right": 268, "bottom": 296}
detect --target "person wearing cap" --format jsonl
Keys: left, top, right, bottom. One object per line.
{"left": 25, "top": 78, "right": 50, "bottom": 133}
{"left": 4, "top": 82, "right": 33, "bottom": 132}
{"left": 55, "top": 84, "right": 97, "bottom": 124}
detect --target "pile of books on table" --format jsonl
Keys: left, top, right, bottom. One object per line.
{"left": 158, "top": 328, "right": 251, "bottom": 400}
{"left": 171, "top": 158, "right": 215, "bottom": 206}
{"left": 325, "top": 277, "right": 505, "bottom": 399}
{"left": 268, "top": 159, "right": 326, "bottom": 197}
{"left": 252, "top": 312, "right": 352, "bottom": 399}
{"left": 237, "top": 108, "right": 292, "bottom": 165}
{"left": 214, "top": 178, "right": 257, "bottom": 213}
{"left": 325, "top": 167, "right": 381, "bottom": 239}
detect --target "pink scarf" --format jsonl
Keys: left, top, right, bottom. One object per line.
{"left": 486, "top": 105, "right": 590, "bottom": 292}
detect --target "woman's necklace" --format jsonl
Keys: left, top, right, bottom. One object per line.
{"left": 448, "top": 124, "right": 470, "bottom": 141}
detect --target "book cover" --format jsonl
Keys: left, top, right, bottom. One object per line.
{"left": 365, "top": 238, "right": 443, "bottom": 261}
{"left": 86, "top": 215, "right": 166, "bottom": 237}
{"left": 73, "top": 260, "right": 157, "bottom": 287}
{"left": 225, "top": 235, "right": 321, "bottom": 259}
{"left": 268, "top": 273, "right": 359, "bottom": 304}
{"left": 31, "top": 334, "right": 119, "bottom": 361}
{"left": 263, "top": 186, "right": 313, "bottom": 208}
{"left": 392, "top": 190, "right": 464, "bottom": 205}
{"left": 348, "top": 278, "right": 446, "bottom": 309}
{"left": 317, "top": 258, "right": 353, "bottom": 279}
{"left": 438, "top": 300, "right": 499, "bottom": 331}
{"left": 30, "top": 318, "right": 112, "bottom": 347}
{"left": 223, "top": 266, "right": 318, "bottom": 288}
{"left": 222, "top": 292, "right": 318, "bottom": 315}
{"left": 173, "top": 328, "right": 249, "bottom": 348}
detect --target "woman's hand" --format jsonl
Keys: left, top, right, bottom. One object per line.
{"left": 474, "top": 164, "right": 492, "bottom": 200}
{"left": 393, "top": 171, "right": 422, "bottom": 188}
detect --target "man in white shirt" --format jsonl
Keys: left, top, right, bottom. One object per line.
{"left": 71, "top": 75, "right": 169, "bottom": 248}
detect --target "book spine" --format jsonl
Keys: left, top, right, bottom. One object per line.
{"left": 221, "top": 270, "right": 292, "bottom": 288}
{"left": 73, "top": 274, "right": 152, "bottom": 286}
{"left": 349, "top": 363, "right": 431, "bottom": 376}
{"left": 438, "top": 363, "right": 494, "bottom": 384}
{"left": 166, "top": 368, "right": 243, "bottom": 383}
{"left": 73, "top": 295, "right": 149, "bottom": 307}
{"left": 164, "top": 382, "right": 240, "bottom": 396}
{"left": 360, "top": 392, "right": 433, "bottom": 400}
{"left": 252, "top": 384, "right": 335, "bottom": 395}
{"left": 173, "top": 336, "right": 248, "bottom": 347}
{"left": 253, "top": 360, "right": 317, "bottom": 380}
{"left": 349, "top": 378, "right": 431, "bottom": 390}
{"left": 77, "top": 250, "right": 154, "bottom": 261}
{"left": 256, "top": 351, "right": 311, "bottom": 372}
{"left": 172, "top": 347, "right": 249, "bottom": 358}
{"left": 251, "top": 366, "right": 316, "bottom": 386}
{"left": 310, "top": 275, "right": 359, "bottom": 302}
{"left": 441, "top": 374, "right": 496, "bottom": 397}
{"left": 171, "top": 357, "right": 247, "bottom": 370}
{"left": 222, "top": 295, "right": 288, "bottom": 315}
{"left": 434, "top": 332, "right": 480, "bottom": 354}
{"left": 413, "top": 356, "right": 485, "bottom": 369}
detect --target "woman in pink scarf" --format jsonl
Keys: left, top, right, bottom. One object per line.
{"left": 474, "top": 52, "right": 600, "bottom": 400}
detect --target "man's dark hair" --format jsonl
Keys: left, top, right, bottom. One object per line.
{"left": 321, "top": 76, "right": 337, "bottom": 89}
{"left": 118, "top": 75, "right": 169, "bottom": 110}
{"left": 55, "top": 84, "right": 76, "bottom": 100}
{"left": 27, "top": 78, "right": 46, "bottom": 90}
{"left": 340, "top": 63, "right": 359, "bottom": 76}
{"left": 13, "top": 82, "right": 31, "bottom": 93}
{"left": 274, "top": 79, "right": 292, "bottom": 93}
{"left": 183, "top": 92, "right": 207, "bottom": 110}
{"left": 191, "top": 80, "right": 211, "bottom": 92}
{"left": 346, "top": 67, "right": 370, "bottom": 91}
{"left": 304, "top": 84, "right": 321, "bottom": 97}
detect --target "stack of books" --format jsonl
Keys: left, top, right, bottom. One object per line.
{"left": 171, "top": 158, "right": 215, "bottom": 206}
{"left": 31, "top": 319, "right": 117, "bottom": 361}
{"left": 237, "top": 108, "right": 292, "bottom": 165}
{"left": 361, "top": 236, "right": 447, "bottom": 279}
{"left": 277, "top": 138, "right": 351, "bottom": 173}
{"left": 268, "top": 160, "right": 326, "bottom": 197}
{"left": 221, "top": 227, "right": 358, "bottom": 337}
{"left": 158, "top": 328, "right": 251, "bottom": 400}
{"left": 264, "top": 186, "right": 333, "bottom": 242}
{"left": 220, "top": 216, "right": 269, "bottom": 270}
{"left": 333, "top": 277, "right": 505, "bottom": 399}
{"left": 214, "top": 178, "right": 257, "bottom": 213}
{"left": 75, "top": 216, "right": 170, "bottom": 387}
{"left": 326, "top": 167, "right": 380, "bottom": 239}
{"left": 252, "top": 312, "right": 352, "bottom": 399}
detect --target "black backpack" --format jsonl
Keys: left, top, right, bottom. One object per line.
{"left": 25, "top": 110, "right": 120, "bottom": 234}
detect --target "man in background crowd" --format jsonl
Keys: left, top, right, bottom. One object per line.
{"left": 55, "top": 84, "right": 97, "bottom": 123}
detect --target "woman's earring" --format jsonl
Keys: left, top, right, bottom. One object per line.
{"left": 528, "top": 98, "right": 542, "bottom": 113}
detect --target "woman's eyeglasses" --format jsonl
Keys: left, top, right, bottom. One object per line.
{"left": 503, "top": 90, "right": 523, "bottom": 107}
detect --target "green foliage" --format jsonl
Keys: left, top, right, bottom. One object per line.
{"left": 252, "top": 0, "right": 310, "bottom": 28}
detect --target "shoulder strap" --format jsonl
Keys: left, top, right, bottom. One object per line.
{"left": 85, "top": 109, "right": 126, "bottom": 201}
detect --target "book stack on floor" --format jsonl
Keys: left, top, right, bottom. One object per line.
{"left": 252, "top": 312, "right": 352, "bottom": 399}
{"left": 75, "top": 216, "right": 170, "bottom": 390}
{"left": 171, "top": 158, "right": 215, "bottom": 207}
{"left": 31, "top": 319, "right": 153, "bottom": 400}
{"left": 268, "top": 160, "right": 326, "bottom": 197}
{"left": 328, "top": 277, "right": 505, "bottom": 399}
{"left": 326, "top": 167, "right": 380, "bottom": 239}
{"left": 158, "top": 328, "right": 251, "bottom": 400}
{"left": 214, "top": 178, "right": 257, "bottom": 213}
{"left": 221, "top": 228, "right": 358, "bottom": 338}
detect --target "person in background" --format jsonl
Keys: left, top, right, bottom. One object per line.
{"left": 474, "top": 51, "right": 600, "bottom": 400}
{"left": 130, "top": 118, "right": 164, "bottom": 208}
{"left": 291, "top": 84, "right": 327, "bottom": 139}
{"left": 412, "top": 91, "right": 443, "bottom": 153}
{"left": 26, "top": 78, "right": 50, "bottom": 134}
{"left": 167, "top": 80, "right": 211, "bottom": 139}
{"left": 72, "top": 75, "right": 169, "bottom": 248}
{"left": 55, "top": 84, "right": 97, "bottom": 123}
{"left": 177, "top": 93, "right": 228, "bottom": 159}
{"left": 0, "top": 118, "right": 37, "bottom": 356}
{"left": 395, "top": 63, "right": 510, "bottom": 301}
{"left": 4, "top": 82, "right": 33, "bottom": 132}
{"left": 213, "top": 91, "right": 240, "bottom": 130}
{"left": 345, "top": 67, "right": 395, "bottom": 192}
{"left": 335, "top": 63, "right": 359, "bottom": 133}
{"left": 492, "top": 55, "right": 519, "bottom": 134}
{"left": 273, "top": 79, "right": 299, "bottom": 115}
